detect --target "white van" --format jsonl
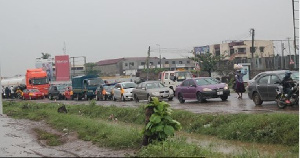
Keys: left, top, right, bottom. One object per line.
{"left": 159, "top": 71, "right": 193, "bottom": 91}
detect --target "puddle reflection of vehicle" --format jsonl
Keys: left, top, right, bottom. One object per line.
{"left": 22, "top": 89, "right": 45, "bottom": 100}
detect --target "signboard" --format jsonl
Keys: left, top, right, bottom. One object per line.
{"left": 55, "top": 55, "right": 70, "bottom": 81}
{"left": 35, "top": 58, "right": 53, "bottom": 81}
{"left": 238, "top": 63, "right": 250, "bottom": 82}
{"left": 194, "top": 46, "right": 210, "bottom": 55}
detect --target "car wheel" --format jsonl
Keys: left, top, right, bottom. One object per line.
{"left": 253, "top": 92, "right": 263, "bottom": 105}
{"left": 220, "top": 95, "right": 228, "bottom": 101}
{"left": 196, "top": 92, "right": 205, "bottom": 103}
{"left": 147, "top": 94, "right": 152, "bottom": 103}
{"left": 134, "top": 94, "right": 139, "bottom": 103}
{"left": 168, "top": 97, "right": 173, "bottom": 101}
{"left": 121, "top": 95, "right": 126, "bottom": 102}
{"left": 178, "top": 93, "right": 185, "bottom": 103}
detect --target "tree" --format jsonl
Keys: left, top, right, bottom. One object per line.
{"left": 189, "top": 53, "right": 224, "bottom": 77}
{"left": 84, "top": 63, "right": 101, "bottom": 76}
{"left": 41, "top": 52, "right": 51, "bottom": 59}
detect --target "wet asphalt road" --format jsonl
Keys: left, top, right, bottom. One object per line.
{"left": 14, "top": 93, "right": 298, "bottom": 115}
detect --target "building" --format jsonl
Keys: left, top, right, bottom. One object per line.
{"left": 95, "top": 57, "right": 195, "bottom": 77}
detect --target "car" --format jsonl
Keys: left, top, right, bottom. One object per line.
{"left": 247, "top": 70, "right": 299, "bottom": 105}
{"left": 175, "top": 77, "right": 230, "bottom": 103}
{"left": 95, "top": 83, "right": 116, "bottom": 101}
{"left": 48, "top": 85, "right": 65, "bottom": 100}
{"left": 63, "top": 86, "right": 73, "bottom": 100}
{"left": 22, "top": 89, "right": 45, "bottom": 100}
{"left": 132, "top": 81, "right": 174, "bottom": 102}
{"left": 112, "top": 82, "right": 137, "bottom": 101}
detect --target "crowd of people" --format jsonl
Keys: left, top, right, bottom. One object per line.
{"left": 1, "top": 86, "right": 16, "bottom": 99}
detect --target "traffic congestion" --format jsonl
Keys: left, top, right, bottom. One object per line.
{"left": 1, "top": 69, "right": 299, "bottom": 113}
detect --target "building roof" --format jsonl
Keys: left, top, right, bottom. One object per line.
{"left": 96, "top": 57, "right": 159, "bottom": 66}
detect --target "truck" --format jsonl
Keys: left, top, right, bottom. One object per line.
{"left": 72, "top": 75, "right": 104, "bottom": 100}
{"left": 159, "top": 70, "right": 193, "bottom": 91}
{"left": 1, "top": 68, "right": 50, "bottom": 98}
{"left": 26, "top": 68, "right": 50, "bottom": 96}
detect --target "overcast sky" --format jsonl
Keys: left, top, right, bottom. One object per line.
{"left": 0, "top": 0, "right": 296, "bottom": 77}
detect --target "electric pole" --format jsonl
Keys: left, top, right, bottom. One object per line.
{"left": 250, "top": 28, "right": 255, "bottom": 58}
{"left": 146, "top": 46, "right": 150, "bottom": 81}
{"left": 281, "top": 42, "right": 285, "bottom": 69}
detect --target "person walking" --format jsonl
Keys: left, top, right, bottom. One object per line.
{"left": 10, "top": 86, "right": 15, "bottom": 99}
{"left": 5, "top": 87, "right": 10, "bottom": 99}
{"left": 234, "top": 69, "right": 247, "bottom": 99}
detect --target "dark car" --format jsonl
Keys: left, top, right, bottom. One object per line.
{"left": 247, "top": 70, "right": 299, "bottom": 105}
{"left": 96, "top": 83, "right": 116, "bottom": 100}
{"left": 48, "top": 85, "right": 65, "bottom": 100}
{"left": 175, "top": 77, "right": 230, "bottom": 103}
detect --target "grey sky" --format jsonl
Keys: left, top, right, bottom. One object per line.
{"left": 0, "top": 0, "right": 296, "bottom": 77}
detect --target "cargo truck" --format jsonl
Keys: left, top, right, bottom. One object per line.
{"left": 72, "top": 75, "right": 104, "bottom": 100}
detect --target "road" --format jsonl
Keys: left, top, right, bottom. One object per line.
{"left": 11, "top": 93, "right": 298, "bottom": 115}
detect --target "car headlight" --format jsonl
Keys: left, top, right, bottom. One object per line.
{"left": 203, "top": 88, "right": 212, "bottom": 91}
{"left": 152, "top": 92, "right": 160, "bottom": 96}
{"left": 224, "top": 84, "right": 228, "bottom": 90}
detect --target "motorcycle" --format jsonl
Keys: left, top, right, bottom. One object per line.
{"left": 275, "top": 82, "right": 299, "bottom": 109}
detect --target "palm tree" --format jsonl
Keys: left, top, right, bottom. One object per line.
{"left": 41, "top": 52, "right": 51, "bottom": 59}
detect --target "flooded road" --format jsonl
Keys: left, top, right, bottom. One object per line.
{"left": 26, "top": 93, "right": 299, "bottom": 115}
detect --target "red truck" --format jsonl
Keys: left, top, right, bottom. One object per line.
{"left": 26, "top": 68, "right": 50, "bottom": 96}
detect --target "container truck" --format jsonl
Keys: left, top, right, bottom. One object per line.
{"left": 72, "top": 75, "right": 104, "bottom": 100}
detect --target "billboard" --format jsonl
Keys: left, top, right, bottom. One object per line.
{"left": 35, "top": 58, "right": 53, "bottom": 81}
{"left": 55, "top": 55, "right": 70, "bottom": 81}
{"left": 194, "top": 46, "right": 210, "bottom": 55}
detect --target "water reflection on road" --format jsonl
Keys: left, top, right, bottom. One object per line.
{"left": 26, "top": 93, "right": 299, "bottom": 114}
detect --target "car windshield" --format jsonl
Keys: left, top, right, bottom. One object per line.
{"left": 175, "top": 71, "right": 192, "bottom": 81}
{"left": 29, "top": 89, "right": 39, "bottom": 92}
{"left": 146, "top": 82, "right": 165, "bottom": 89}
{"left": 195, "top": 78, "right": 220, "bottom": 86}
{"left": 279, "top": 72, "right": 299, "bottom": 81}
{"left": 104, "top": 85, "right": 114, "bottom": 90}
{"left": 122, "top": 83, "right": 137, "bottom": 89}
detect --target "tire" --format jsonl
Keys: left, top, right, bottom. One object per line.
{"left": 134, "top": 94, "right": 139, "bottom": 103}
{"left": 48, "top": 94, "right": 52, "bottom": 100}
{"left": 178, "top": 93, "right": 185, "bottom": 103}
{"left": 121, "top": 95, "right": 126, "bottom": 102}
{"left": 168, "top": 97, "right": 173, "bottom": 101}
{"left": 253, "top": 92, "right": 263, "bottom": 106}
{"left": 196, "top": 92, "right": 205, "bottom": 103}
{"left": 147, "top": 95, "right": 152, "bottom": 103}
{"left": 220, "top": 95, "right": 228, "bottom": 101}
{"left": 276, "top": 94, "right": 287, "bottom": 109}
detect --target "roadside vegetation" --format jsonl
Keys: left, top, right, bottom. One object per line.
{"left": 3, "top": 100, "right": 299, "bottom": 157}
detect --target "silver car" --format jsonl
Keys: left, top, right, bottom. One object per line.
{"left": 132, "top": 81, "right": 174, "bottom": 102}
{"left": 112, "top": 82, "right": 137, "bottom": 101}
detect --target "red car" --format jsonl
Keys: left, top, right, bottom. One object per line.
{"left": 22, "top": 89, "right": 45, "bottom": 100}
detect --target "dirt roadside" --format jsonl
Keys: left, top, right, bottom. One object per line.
{"left": 0, "top": 114, "right": 136, "bottom": 157}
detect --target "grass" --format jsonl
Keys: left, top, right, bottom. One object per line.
{"left": 3, "top": 100, "right": 299, "bottom": 157}
{"left": 33, "top": 128, "right": 63, "bottom": 146}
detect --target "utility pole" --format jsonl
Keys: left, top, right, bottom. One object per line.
{"left": 281, "top": 42, "right": 285, "bottom": 69}
{"left": 0, "top": 62, "right": 2, "bottom": 115}
{"left": 70, "top": 57, "right": 75, "bottom": 77}
{"left": 250, "top": 28, "right": 255, "bottom": 58}
{"left": 156, "top": 44, "right": 161, "bottom": 68}
{"left": 287, "top": 37, "right": 292, "bottom": 67}
{"left": 146, "top": 46, "right": 150, "bottom": 81}
{"left": 292, "top": 0, "right": 299, "bottom": 69}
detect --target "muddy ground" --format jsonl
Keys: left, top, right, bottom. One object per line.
{"left": 0, "top": 114, "right": 136, "bottom": 157}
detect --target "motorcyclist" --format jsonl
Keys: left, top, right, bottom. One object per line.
{"left": 280, "top": 71, "right": 295, "bottom": 104}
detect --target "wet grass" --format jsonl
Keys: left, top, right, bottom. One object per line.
{"left": 3, "top": 100, "right": 299, "bottom": 157}
{"left": 33, "top": 128, "right": 63, "bottom": 146}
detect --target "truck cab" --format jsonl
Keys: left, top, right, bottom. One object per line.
{"left": 159, "top": 71, "right": 193, "bottom": 91}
